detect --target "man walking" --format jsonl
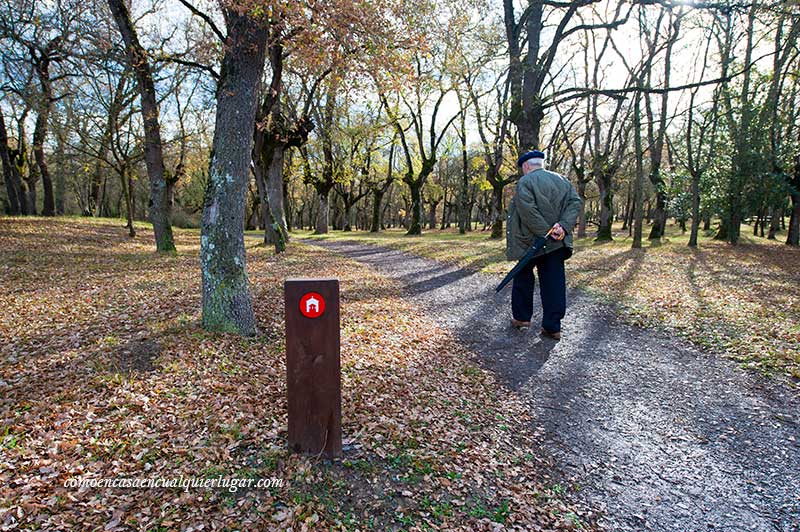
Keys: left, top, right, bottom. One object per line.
{"left": 506, "top": 150, "right": 583, "bottom": 339}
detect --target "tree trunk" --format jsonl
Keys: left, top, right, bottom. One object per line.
{"left": 632, "top": 88, "right": 645, "bottom": 249}
{"left": 343, "top": 199, "right": 354, "bottom": 232}
{"left": 382, "top": 191, "right": 391, "bottom": 229}
{"left": 254, "top": 161, "right": 284, "bottom": 252}
{"left": 647, "top": 191, "right": 667, "bottom": 240}
{"left": 108, "top": 0, "right": 176, "bottom": 252}
{"left": 689, "top": 170, "right": 701, "bottom": 247}
{"left": 768, "top": 207, "right": 780, "bottom": 240}
{"left": 407, "top": 182, "right": 423, "bottom": 235}
{"left": 0, "top": 113, "right": 22, "bottom": 215}
{"left": 33, "top": 105, "right": 55, "bottom": 216}
{"left": 283, "top": 178, "right": 292, "bottom": 232}
{"left": 458, "top": 109, "right": 469, "bottom": 234}
{"left": 265, "top": 145, "right": 289, "bottom": 243}
{"left": 308, "top": 200, "right": 316, "bottom": 230}
{"left": 371, "top": 189, "right": 384, "bottom": 232}
{"left": 646, "top": 13, "right": 682, "bottom": 241}
{"left": 576, "top": 178, "right": 587, "bottom": 238}
{"left": 622, "top": 182, "right": 631, "bottom": 231}
{"left": 490, "top": 183, "right": 504, "bottom": 239}
{"left": 89, "top": 152, "right": 107, "bottom": 215}
{"left": 788, "top": 135, "right": 800, "bottom": 246}
{"left": 55, "top": 168, "right": 65, "bottom": 216}
{"left": 253, "top": 158, "right": 270, "bottom": 240}
{"left": 724, "top": 3, "right": 756, "bottom": 246}
{"left": 316, "top": 192, "right": 330, "bottom": 234}
{"left": 200, "top": 10, "right": 267, "bottom": 336}
{"left": 253, "top": 127, "right": 294, "bottom": 245}
{"left": 506, "top": 0, "right": 544, "bottom": 151}
{"left": 787, "top": 194, "right": 799, "bottom": 246}
{"left": 715, "top": 218, "right": 729, "bottom": 241}
{"left": 54, "top": 124, "right": 66, "bottom": 215}
{"left": 309, "top": 83, "right": 336, "bottom": 235}
{"left": 114, "top": 185, "right": 122, "bottom": 215}
{"left": 120, "top": 167, "right": 135, "bottom": 237}
{"left": 12, "top": 159, "right": 28, "bottom": 215}
{"left": 332, "top": 199, "right": 342, "bottom": 230}
{"left": 788, "top": 157, "right": 800, "bottom": 244}
{"left": 31, "top": 39, "right": 59, "bottom": 217}
{"left": 595, "top": 172, "right": 613, "bottom": 241}
{"left": 427, "top": 200, "right": 439, "bottom": 230}
{"left": 246, "top": 186, "right": 260, "bottom": 230}
{"left": 25, "top": 153, "right": 38, "bottom": 215}
{"left": 728, "top": 201, "right": 742, "bottom": 244}
{"left": 100, "top": 175, "right": 109, "bottom": 217}
{"left": 627, "top": 200, "right": 635, "bottom": 236}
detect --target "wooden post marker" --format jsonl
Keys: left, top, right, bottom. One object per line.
{"left": 284, "top": 278, "right": 342, "bottom": 458}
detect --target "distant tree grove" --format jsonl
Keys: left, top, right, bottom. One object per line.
{"left": 1, "top": 0, "right": 799, "bottom": 333}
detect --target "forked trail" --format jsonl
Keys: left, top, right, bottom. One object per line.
{"left": 312, "top": 239, "right": 800, "bottom": 532}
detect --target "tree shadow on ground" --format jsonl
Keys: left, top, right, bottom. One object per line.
{"left": 570, "top": 247, "right": 647, "bottom": 298}
{"left": 403, "top": 268, "right": 475, "bottom": 296}
{"left": 109, "top": 337, "right": 160, "bottom": 373}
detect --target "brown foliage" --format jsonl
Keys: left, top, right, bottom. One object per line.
{"left": 0, "top": 218, "right": 594, "bottom": 530}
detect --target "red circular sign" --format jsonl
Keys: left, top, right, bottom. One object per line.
{"left": 299, "top": 292, "right": 325, "bottom": 319}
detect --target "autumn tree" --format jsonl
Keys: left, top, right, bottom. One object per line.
{"left": 713, "top": 2, "right": 757, "bottom": 245}
{"left": 0, "top": 112, "right": 23, "bottom": 215}
{"left": 291, "top": 0, "right": 422, "bottom": 236}
{"left": 251, "top": 6, "right": 326, "bottom": 247}
{"left": 454, "top": 15, "right": 514, "bottom": 239}
{"left": 0, "top": 0, "right": 83, "bottom": 216}
{"left": 644, "top": 8, "right": 685, "bottom": 241}
{"left": 332, "top": 100, "right": 383, "bottom": 231}
{"left": 196, "top": 3, "right": 270, "bottom": 334}
{"left": 503, "top": 0, "right": 631, "bottom": 152}
{"left": 381, "top": 51, "right": 460, "bottom": 235}
{"left": 107, "top": 0, "right": 176, "bottom": 252}
{"left": 306, "top": 76, "right": 339, "bottom": 235}
{"left": 682, "top": 23, "right": 720, "bottom": 248}
{"left": 187, "top": 0, "right": 413, "bottom": 328}
{"left": 761, "top": 11, "right": 800, "bottom": 244}
{"left": 369, "top": 136, "right": 396, "bottom": 232}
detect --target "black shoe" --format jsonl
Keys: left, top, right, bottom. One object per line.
{"left": 540, "top": 328, "right": 561, "bottom": 340}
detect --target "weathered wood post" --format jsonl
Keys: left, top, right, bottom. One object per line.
{"left": 284, "top": 278, "right": 342, "bottom": 458}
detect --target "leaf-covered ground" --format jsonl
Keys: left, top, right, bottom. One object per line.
{"left": 0, "top": 217, "right": 594, "bottom": 531}
{"left": 301, "top": 225, "right": 800, "bottom": 383}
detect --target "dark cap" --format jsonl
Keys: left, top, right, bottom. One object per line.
{"left": 517, "top": 150, "right": 546, "bottom": 167}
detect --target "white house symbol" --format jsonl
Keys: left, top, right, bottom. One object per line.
{"left": 306, "top": 296, "right": 320, "bottom": 314}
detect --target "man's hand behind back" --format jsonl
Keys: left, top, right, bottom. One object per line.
{"left": 551, "top": 223, "right": 566, "bottom": 241}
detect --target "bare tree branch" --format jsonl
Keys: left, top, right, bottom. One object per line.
{"left": 176, "top": 0, "right": 225, "bottom": 42}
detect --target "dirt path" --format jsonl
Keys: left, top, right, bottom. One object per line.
{"left": 310, "top": 239, "right": 800, "bottom": 532}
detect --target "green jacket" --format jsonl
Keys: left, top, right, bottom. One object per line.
{"left": 506, "top": 168, "right": 583, "bottom": 261}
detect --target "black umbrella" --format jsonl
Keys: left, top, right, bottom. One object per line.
{"left": 495, "top": 228, "right": 555, "bottom": 293}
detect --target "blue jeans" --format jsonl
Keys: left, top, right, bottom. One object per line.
{"left": 511, "top": 248, "right": 567, "bottom": 332}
